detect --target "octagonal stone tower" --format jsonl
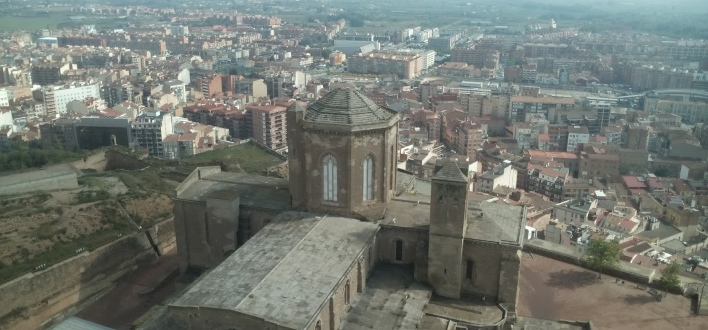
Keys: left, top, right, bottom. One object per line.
{"left": 287, "top": 88, "right": 400, "bottom": 219}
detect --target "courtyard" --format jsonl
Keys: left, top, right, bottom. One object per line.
{"left": 518, "top": 253, "right": 708, "bottom": 330}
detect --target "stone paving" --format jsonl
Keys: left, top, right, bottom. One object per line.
{"left": 338, "top": 264, "right": 431, "bottom": 330}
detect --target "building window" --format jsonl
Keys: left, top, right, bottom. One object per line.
{"left": 466, "top": 260, "right": 475, "bottom": 280}
{"left": 323, "top": 154, "right": 338, "bottom": 202}
{"left": 363, "top": 155, "right": 374, "bottom": 200}
{"left": 345, "top": 279, "right": 351, "bottom": 305}
{"left": 395, "top": 239, "right": 403, "bottom": 261}
{"left": 315, "top": 321, "right": 322, "bottom": 330}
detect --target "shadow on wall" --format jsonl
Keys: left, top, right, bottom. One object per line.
{"left": 0, "top": 219, "right": 175, "bottom": 330}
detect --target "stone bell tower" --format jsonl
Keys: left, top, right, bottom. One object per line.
{"left": 427, "top": 160, "right": 469, "bottom": 299}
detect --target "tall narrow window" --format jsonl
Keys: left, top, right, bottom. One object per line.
{"left": 345, "top": 279, "right": 351, "bottom": 305}
{"left": 395, "top": 239, "right": 403, "bottom": 262}
{"left": 323, "top": 154, "right": 338, "bottom": 202}
{"left": 363, "top": 155, "right": 374, "bottom": 201}
{"left": 466, "top": 260, "right": 475, "bottom": 280}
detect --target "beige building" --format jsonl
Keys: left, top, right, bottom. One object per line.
{"left": 348, "top": 52, "right": 422, "bottom": 79}
{"left": 167, "top": 89, "right": 527, "bottom": 330}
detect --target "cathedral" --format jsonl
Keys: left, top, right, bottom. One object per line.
{"left": 167, "top": 88, "right": 526, "bottom": 330}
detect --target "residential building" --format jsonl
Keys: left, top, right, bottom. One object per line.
{"left": 625, "top": 123, "right": 654, "bottom": 151}
{"left": 0, "top": 88, "right": 10, "bottom": 107}
{"left": 163, "top": 80, "right": 187, "bottom": 103}
{"left": 40, "top": 118, "right": 78, "bottom": 150}
{"left": 509, "top": 96, "right": 575, "bottom": 124}
{"left": 644, "top": 90, "right": 708, "bottom": 124}
{"left": 475, "top": 160, "right": 518, "bottom": 194}
{"left": 196, "top": 75, "right": 223, "bottom": 97}
{"left": 567, "top": 126, "right": 589, "bottom": 152}
{"left": 31, "top": 63, "right": 73, "bottom": 86}
{"left": 246, "top": 103, "right": 289, "bottom": 152}
{"left": 527, "top": 163, "right": 570, "bottom": 202}
{"left": 666, "top": 204, "right": 701, "bottom": 227}
{"left": 552, "top": 198, "right": 598, "bottom": 223}
{"left": 348, "top": 52, "right": 423, "bottom": 79}
{"left": 36, "top": 82, "right": 101, "bottom": 116}
{"left": 131, "top": 111, "right": 174, "bottom": 158}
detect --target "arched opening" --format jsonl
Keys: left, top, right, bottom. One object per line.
{"left": 329, "top": 297, "right": 335, "bottom": 330}
{"left": 357, "top": 261, "right": 363, "bottom": 293}
{"left": 363, "top": 155, "right": 374, "bottom": 201}
{"left": 395, "top": 239, "right": 403, "bottom": 262}
{"left": 466, "top": 260, "right": 475, "bottom": 281}
{"left": 323, "top": 154, "right": 338, "bottom": 202}
{"left": 345, "top": 279, "right": 351, "bottom": 305}
{"left": 315, "top": 320, "right": 322, "bottom": 330}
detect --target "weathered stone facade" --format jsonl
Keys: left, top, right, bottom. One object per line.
{"left": 168, "top": 89, "right": 526, "bottom": 329}
{"left": 287, "top": 89, "right": 399, "bottom": 219}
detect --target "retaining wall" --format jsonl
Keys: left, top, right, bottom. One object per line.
{"left": 0, "top": 218, "right": 176, "bottom": 329}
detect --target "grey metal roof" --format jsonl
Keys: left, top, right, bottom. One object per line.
{"left": 432, "top": 160, "right": 468, "bottom": 183}
{"left": 302, "top": 88, "right": 398, "bottom": 132}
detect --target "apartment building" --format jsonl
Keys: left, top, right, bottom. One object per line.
{"left": 183, "top": 104, "right": 250, "bottom": 140}
{"left": 567, "top": 126, "right": 589, "bottom": 152}
{"left": 0, "top": 88, "right": 10, "bottom": 107}
{"left": 246, "top": 103, "right": 288, "bottom": 152}
{"left": 131, "top": 111, "right": 174, "bottom": 158}
{"left": 509, "top": 95, "right": 575, "bottom": 124}
{"left": 196, "top": 75, "right": 223, "bottom": 97}
{"left": 526, "top": 163, "right": 570, "bottom": 202}
{"left": 644, "top": 92, "right": 708, "bottom": 124}
{"left": 31, "top": 63, "right": 73, "bottom": 86}
{"left": 101, "top": 82, "right": 139, "bottom": 108}
{"left": 348, "top": 52, "right": 423, "bottom": 79}
{"left": 475, "top": 160, "right": 518, "bottom": 194}
{"left": 625, "top": 123, "right": 654, "bottom": 151}
{"left": 40, "top": 118, "right": 78, "bottom": 150}
{"left": 454, "top": 122, "right": 487, "bottom": 159}
{"left": 552, "top": 198, "right": 598, "bottom": 223}
{"left": 37, "top": 82, "right": 101, "bottom": 116}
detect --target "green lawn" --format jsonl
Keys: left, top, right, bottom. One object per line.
{"left": 180, "top": 142, "right": 285, "bottom": 175}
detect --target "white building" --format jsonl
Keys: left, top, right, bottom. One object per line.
{"left": 0, "top": 88, "right": 11, "bottom": 107}
{"left": 0, "top": 108, "right": 13, "bottom": 131}
{"left": 131, "top": 111, "right": 174, "bottom": 158}
{"left": 475, "top": 160, "right": 518, "bottom": 194}
{"left": 567, "top": 125, "right": 589, "bottom": 152}
{"left": 41, "top": 83, "right": 101, "bottom": 115}
{"left": 162, "top": 80, "right": 187, "bottom": 103}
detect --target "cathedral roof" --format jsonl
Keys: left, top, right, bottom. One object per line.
{"left": 302, "top": 88, "right": 399, "bottom": 132}
{"left": 432, "top": 160, "right": 469, "bottom": 183}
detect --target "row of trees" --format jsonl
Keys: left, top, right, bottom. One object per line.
{"left": 587, "top": 240, "right": 681, "bottom": 297}
{"left": 0, "top": 142, "right": 87, "bottom": 172}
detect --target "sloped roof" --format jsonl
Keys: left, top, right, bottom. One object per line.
{"left": 432, "top": 160, "right": 468, "bottom": 183}
{"left": 302, "top": 88, "right": 398, "bottom": 132}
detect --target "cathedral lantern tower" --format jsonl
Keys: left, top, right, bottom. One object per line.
{"left": 287, "top": 88, "right": 400, "bottom": 219}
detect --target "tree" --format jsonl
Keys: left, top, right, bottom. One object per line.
{"left": 656, "top": 262, "right": 681, "bottom": 298}
{"left": 586, "top": 239, "right": 620, "bottom": 278}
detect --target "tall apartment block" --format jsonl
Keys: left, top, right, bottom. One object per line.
{"left": 246, "top": 104, "right": 288, "bottom": 152}
{"left": 131, "top": 111, "right": 174, "bottom": 158}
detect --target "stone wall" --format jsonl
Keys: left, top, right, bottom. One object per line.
{"left": 0, "top": 219, "right": 176, "bottom": 330}
{"left": 377, "top": 226, "right": 426, "bottom": 265}
{"left": 524, "top": 239, "right": 656, "bottom": 284}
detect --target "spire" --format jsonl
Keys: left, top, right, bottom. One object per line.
{"left": 432, "top": 160, "right": 468, "bottom": 183}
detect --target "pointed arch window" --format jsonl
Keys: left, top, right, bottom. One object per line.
{"left": 323, "top": 154, "right": 338, "bottom": 202}
{"left": 395, "top": 239, "right": 403, "bottom": 262}
{"left": 363, "top": 155, "right": 374, "bottom": 201}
